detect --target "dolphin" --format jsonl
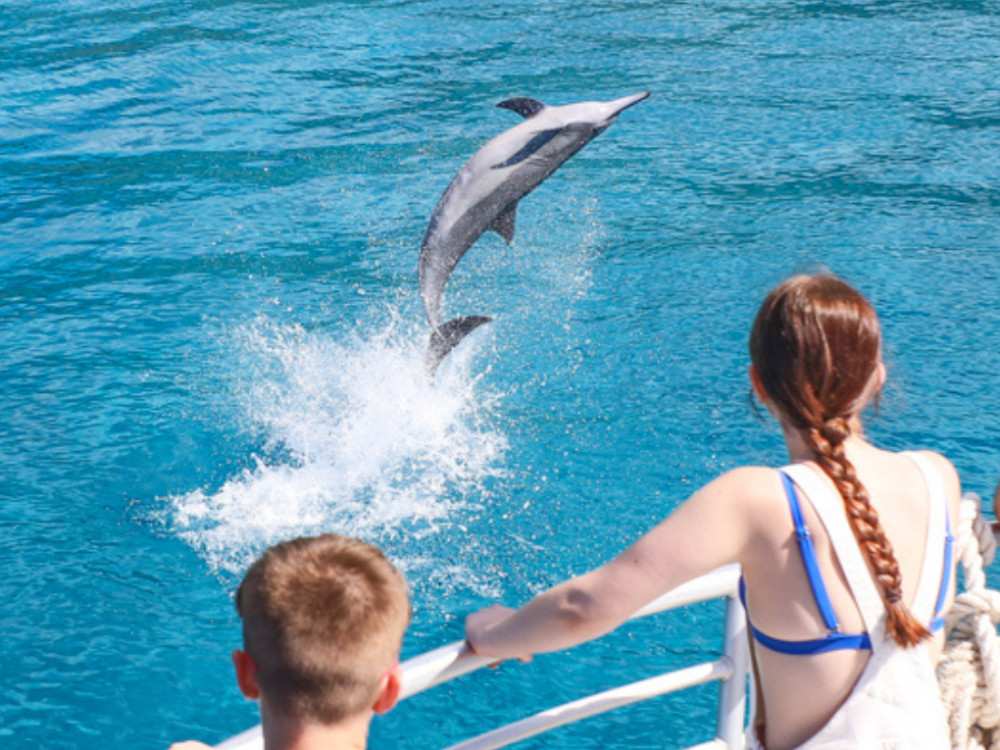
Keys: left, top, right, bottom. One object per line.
{"left": 419, "top": 91, "right": 650, "bottom": 373}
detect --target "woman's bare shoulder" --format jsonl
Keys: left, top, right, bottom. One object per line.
{"left": 909, "top": 450, "right": 960, "bottom": 488}
{"left": 719, "top": 464, "right": 784, "bottom": 488}
{"left": 702, "top": 465, "right": 788, "bottom": 520}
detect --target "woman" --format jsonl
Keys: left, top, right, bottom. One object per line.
{"left": 465, "top": 274, "right": 961, "bottom": 750}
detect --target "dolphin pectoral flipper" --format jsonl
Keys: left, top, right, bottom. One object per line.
{"left": 496, "top": 98, "right": 546, "bottom": 118}
{"left": 489, "top": 203, "right": 517, "bottom": 244}
{"left": 426, "top": 315, "right": 493, "bottom": 375}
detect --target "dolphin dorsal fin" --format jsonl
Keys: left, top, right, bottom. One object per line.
{"left": 496, "top": 98, "right": 546, "bottom": 118}
{"left": 489, "top": 202, "right": 517, "bottom": 244}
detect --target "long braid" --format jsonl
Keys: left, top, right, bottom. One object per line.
{"left": 808, "top": 418, "right": 930, "bottom": 646}
{"left": 750, "top": 273, "right": 931, "bottom": 648}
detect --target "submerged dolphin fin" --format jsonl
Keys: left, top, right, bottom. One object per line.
{"left": 426, "top": 315, "right": 492, "bottom": 376}
{"left": 489, "top": 202, "right": 517, "bottom": 244}
{"left": 496, "top": 98, "right": 546, "bottom": 118}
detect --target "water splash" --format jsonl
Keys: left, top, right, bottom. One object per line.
{"left": 167, "top": 313, "right": 507, "bottom": 576}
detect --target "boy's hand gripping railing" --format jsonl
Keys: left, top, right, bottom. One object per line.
{"left": 215, "top": 563, "right": 748, "bottom": 750}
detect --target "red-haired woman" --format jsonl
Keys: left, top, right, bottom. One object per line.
{"left": 466, "top": 274, "right": 960, "bottom": 750}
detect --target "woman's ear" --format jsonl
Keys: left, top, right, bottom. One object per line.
{"left": 748, "top": 364, "right": 768, "bottom": 403}
{"left": 232, "top": 649, "right": 260, "bottom": 700}
{"left": 875, "top": 361, "right": 887, "bottom": 391}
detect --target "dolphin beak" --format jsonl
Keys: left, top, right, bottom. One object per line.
{"left": 605, "top": 91, "right": 651, "bottom": 119}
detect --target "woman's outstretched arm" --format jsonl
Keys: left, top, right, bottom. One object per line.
{"left": 465, "top": 466, "right": 777, "bottom": 661}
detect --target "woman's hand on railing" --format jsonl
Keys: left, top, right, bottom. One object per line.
{"left": 465, "top": 605, "right": 533, "bottom": 664}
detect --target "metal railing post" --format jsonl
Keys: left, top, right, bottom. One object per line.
{"left": 715, "top": 594, "right": 749, "bottom": 748}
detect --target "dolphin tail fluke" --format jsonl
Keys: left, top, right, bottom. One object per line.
{"left": 426, "top": 315, "right": 493, "bottom": 377}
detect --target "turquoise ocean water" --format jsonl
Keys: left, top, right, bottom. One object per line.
{"left": 3, "top": 1, "right": 1000, "bottom": 748}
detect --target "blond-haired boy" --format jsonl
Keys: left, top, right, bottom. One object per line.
{"left": 172, "top": 534, "right": 410, "bottom": 750}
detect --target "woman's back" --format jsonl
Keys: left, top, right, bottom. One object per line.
{"left": 740, "top": 445, "right": 960, "bottom": 749}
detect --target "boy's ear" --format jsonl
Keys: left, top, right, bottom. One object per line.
{"left": 372, "top": 664, "right": 403, "bottom": 715}
{"left": 232, "top": 649, "right": 260, "bottom": 700}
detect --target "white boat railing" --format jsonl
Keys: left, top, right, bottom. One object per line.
{"left": 215, "top": 563, "right": 749, "bottom": 750}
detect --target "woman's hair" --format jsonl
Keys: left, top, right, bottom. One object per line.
{"left": 749, "top": 273, "right": 929, "bottom": 647}
{"left": 236, "top": 534, "right": 411, "bottom": 723}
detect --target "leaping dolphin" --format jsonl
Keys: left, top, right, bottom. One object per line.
{"left": 419, "top": 91, "right": 650, "bottom": 373}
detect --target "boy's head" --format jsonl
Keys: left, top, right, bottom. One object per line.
{"left": 234, "top": 534, "right": 411, "bottom": 725}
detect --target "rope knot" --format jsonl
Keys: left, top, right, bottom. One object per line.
{"left": 937, "top": 494, "right": 1000, "bottom": 749}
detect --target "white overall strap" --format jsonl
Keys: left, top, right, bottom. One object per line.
{"left": 781, "top": 464, "right": 887, "bottom": 644}
{"left": 900, "top": 451, "right": 948, "bottom": 622}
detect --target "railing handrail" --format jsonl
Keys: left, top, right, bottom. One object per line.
{"left": 214, "top": 563, "right": 744, "bottom": 750}
{"left": 442, "top": 656, "right": 736, "bottom": 750}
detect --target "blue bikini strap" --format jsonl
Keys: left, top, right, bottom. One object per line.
{"left": 738, "top": 577, "right": 872, "bottom": 653}
{"left": 779, "top": 471, "right": 841, "bottom": 634}
{"left": 929, "top": 508, "right": 953, "bottom": 633}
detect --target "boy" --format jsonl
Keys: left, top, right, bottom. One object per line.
{"left": 171, "top": 534, "right": 411, "bottom": 750}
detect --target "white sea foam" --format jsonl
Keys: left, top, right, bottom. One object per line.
{"left": 166, "top": 313, "right": 507, "bottom": 579}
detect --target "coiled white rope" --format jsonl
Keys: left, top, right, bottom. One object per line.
{"left": 938, "top": 493, "right": 1000, "bottom": 750}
